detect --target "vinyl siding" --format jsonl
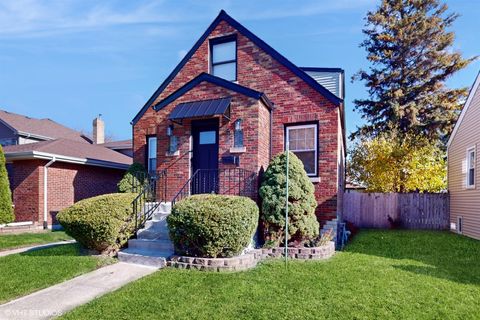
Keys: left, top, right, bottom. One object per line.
{"left": 303, "top": 71, "right": 343, "bottom": 99}
{"left": 448, "top": 80, "right": 480, "bottom": 240}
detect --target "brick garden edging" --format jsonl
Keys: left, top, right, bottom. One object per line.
{"left": 168, "top": 241, "right": 335, "bottom": 272}
{"left": 169, "top": 252, "right": 257, "bottom": 272}
{"left": 252, "top": 241, "right": 336, "bottom": 260}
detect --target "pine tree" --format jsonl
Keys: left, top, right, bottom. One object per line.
{"left": 259, "top": 152, "right": 319, "bottom": 246}
{"left": 0, "top": 145, "right": 14, "bottom": 224}
{"left": 353, "top": 0, "right": 475, "bottom": 144}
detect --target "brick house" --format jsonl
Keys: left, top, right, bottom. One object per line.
{"left": 1, "top": 111, "right": 132, "bottom": 229}
{"left": 131, "top": 10, "right": 346, "bottom": 225}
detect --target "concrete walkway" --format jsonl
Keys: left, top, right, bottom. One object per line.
{"left": 0, "top": 240, "right": 76, "bottom": 258}
{"left": 0, "top": 262, "right": 158, "bottom": 320}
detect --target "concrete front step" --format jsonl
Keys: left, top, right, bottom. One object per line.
{"left": 120, "top": 201, "right": 174, "bottom": 267}
{"left": 151, "top": 212, "right": 170, "bottom": 221}
{"left": 137, "top": 229, "right": 170, "bottom": 240}
{"left": 118, "top": 249, "right": 169, "bottom": 268}
{"left": 143, "top": 202, "right": 171, "bottom": 215}
{"left": 128, "top": 238, "right": 174, "bottom": 252}
{"left": 143, "top": 219, "right": 169, "bottom": 230}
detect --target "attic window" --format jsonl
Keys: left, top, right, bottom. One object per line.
{"left": 210, "top": 36, "right": 237, "bottom": 81}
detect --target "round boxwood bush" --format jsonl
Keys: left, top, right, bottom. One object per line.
{"left": 259, "top": 151, "right": 319, "bottom": 246}
{"left": 57, "top": 193, "right": 137, "bottom": 254}
{"left": 167, "top": 194, "right": 259, "bottom": 258}
{"left": 117, "top": 162, "right": 147, "bottom": 193}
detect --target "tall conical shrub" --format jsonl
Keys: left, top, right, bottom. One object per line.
{"left": 0, "top": 145, "right": 14, "bottom": 224}
{"left": 259, "top": 151, "right": 319, "bottom": 246}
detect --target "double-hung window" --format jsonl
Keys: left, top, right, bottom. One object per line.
{"left": 210, "top": 36, "right": 236, "bottom": 81}
{"left": 467, "top": 147, "right": 475, "bottom": 188}
{"left": 286, "top": 124, "right": 318, "bottom": 176}
{"left": 147, "top": 136, "right": 157, "bottom": 175}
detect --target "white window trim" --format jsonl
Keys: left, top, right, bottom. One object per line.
{"left": 147, "top": 136, "right": 157, "bottom": 174}
{"left": 466, "top": 146, "right": 476, "bottom": 189}
{"left": 286, "top": 124, "right": 318, "bottom": 177}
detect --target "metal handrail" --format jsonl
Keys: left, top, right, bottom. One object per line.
{"left": 171, "top": 167, "right": 257, "bottom": 206}
{"left": 131, "top": 150, "right": 192, "bottom": 231}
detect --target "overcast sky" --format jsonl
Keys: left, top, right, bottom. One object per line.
{"left": 0, "top": 0, "right": 478, "bottom": 140}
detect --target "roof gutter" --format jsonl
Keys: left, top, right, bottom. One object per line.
{"left": 43, "top": 157, "right": 56, "bottom": 229}
{"left": 4, "top": 151, "right": 130, "bottom": 170}
{"left": 17, "top": 131, "right": 54, "bottom": 141}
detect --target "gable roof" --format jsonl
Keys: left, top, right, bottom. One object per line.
{"left": 0, "top": 109, "right": 90, "bottom": 143}
{"left": 131, "top": 10, "right": 342, "bottom": 125}
{"left": 153, "top": 73, "right": 271, "bottom": 111}
{"left": 99, "top": 139, "right": 132, "bottom": 150}
{"left": 447, "top": 71, "right": 480, "bottom": 148}
{"left": 4, "top": 138, "right": 132, "bottom": 169}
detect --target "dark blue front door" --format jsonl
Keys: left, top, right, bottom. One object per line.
{"left": 191, "top": 119, "right": 219, "bottom": 194}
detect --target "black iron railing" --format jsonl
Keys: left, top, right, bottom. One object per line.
{"left": 133, "top": 169, "right": 167, "bottom": 230}
{"left": 131, "top": 151, "right": 192, "bottom": 230}
{"left": 172, "top": 168, "right": 257, "bottom": 206}
{"left": 131, "top": 171, "right": 148, "bottom": 193}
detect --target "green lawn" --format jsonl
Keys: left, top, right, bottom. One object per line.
{"left": 61, "top": 230, "right": 480, "bottom": 320}
{"left": 0, "top": 231, "right": 72, "bottom": 251}
{"left": 0, "top": 243, "right": 113, "bottom": 304}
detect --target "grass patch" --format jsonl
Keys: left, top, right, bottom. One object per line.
{"left": 61, "top": 230, "right": 480, "bottom": 320}
{"left": 0, "top": 231, "right": 72, "bottom": 251}
{"left": 0, "top": 243, "right": 112, "bottom": 303}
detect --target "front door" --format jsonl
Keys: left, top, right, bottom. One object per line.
{"left": 191, "top": 119, "right": 219, "bottom": 194}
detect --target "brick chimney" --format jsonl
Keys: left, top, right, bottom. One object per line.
{"left": 92, "top": 114, "right": 105, "bottom": 144}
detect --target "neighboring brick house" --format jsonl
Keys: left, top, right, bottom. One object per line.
{"left": 1, "top": 111, "right": 132, "bottom": 228}
{"left": 132, "top": 10, "right": 346, "bottom": 224}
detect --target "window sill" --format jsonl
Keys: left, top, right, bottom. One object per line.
{"left": 309, "top": 177, "right": 320, "bottom": 183}
{"left": 229, "top": 147, "right": 246, "bottom": 153}
{"left": 165, "top": 151, "right": 180, "bottom": 157}
{"left": 466, "top": 185, "right": 476, "bottom": 190}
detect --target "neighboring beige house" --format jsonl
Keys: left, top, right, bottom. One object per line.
{"left": 448, "top": 71, "right": 480, "bottom": 240}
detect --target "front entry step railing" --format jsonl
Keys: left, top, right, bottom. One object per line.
{"left": 124, "top": 167, "right": 258, "bottom": 267}
{"left": 172, "top": 168, "right": 257, "bottom": 206}
{"left": 119, "top": 199, "right": 174, "bottom": 267}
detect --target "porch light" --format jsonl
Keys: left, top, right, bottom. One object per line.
{"left": 234, "top": 119, "right": 243, "bottom": 148}
{"left": 234, "top": 119, "right": 242, "bottom": 131}
{"left": 167, "top": 124, "right": 174, "bottom": 137}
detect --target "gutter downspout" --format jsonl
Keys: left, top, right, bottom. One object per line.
{"left": 43, "top": 157, "right": 56, "bottom": 229}
{"left": 269, "top": 103, "right": 274, "bottom": 160}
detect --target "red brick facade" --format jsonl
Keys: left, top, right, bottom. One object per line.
{"left": 9, "top": 160, "right": 124, "bottom": 226}
{"left": 133, "top": 14, "right": 345, "bottom": 223}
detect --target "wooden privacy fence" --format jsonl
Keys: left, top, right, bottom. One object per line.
{"left": 342, "top": 192, "right": 449, "bottom": 229}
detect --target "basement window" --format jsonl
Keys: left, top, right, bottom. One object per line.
{"left": 210, "top": 36, "right": 237, "bottom": 81}
{"left": 285, "top": 123, "right": 318, "bottom": 176}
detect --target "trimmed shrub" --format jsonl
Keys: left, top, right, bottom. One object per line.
{"left": 117, "top": 163, "right": 147, "bottom": 193}
{"left": 259, "top": 151, "right": 319, "bottom": 246}
{"left": 168, "top": 194, "right": 259, "bottom": 258}
{"left": 57, "top": 193, "right": 137, "bottom": 254}
{"left": 0, "top": 145, "right": 14, "bottom": 224}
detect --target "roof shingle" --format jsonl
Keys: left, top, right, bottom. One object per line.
{"left": 0, "top": 110, "right": 90, "bottom": 143}
{"left": 4, "top": 139, "right": 132, "bottom": 167}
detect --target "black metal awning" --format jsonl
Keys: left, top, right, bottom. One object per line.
{"left": 168, "top": 97, "right": 231, "bottom": 122}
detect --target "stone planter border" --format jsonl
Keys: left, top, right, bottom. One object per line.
{"left": 168, "top": 241, "right": 335, "bottom": 272}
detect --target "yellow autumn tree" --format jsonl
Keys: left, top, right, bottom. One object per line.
{"left": 348, "top": 135, "right": 446, "bottom": 193}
